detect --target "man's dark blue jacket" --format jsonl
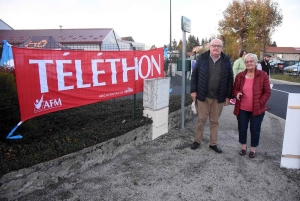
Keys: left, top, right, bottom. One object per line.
{"left": 190, "top": 50, "right": 233, "bottom": 103}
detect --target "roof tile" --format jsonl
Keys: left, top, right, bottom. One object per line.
{"left": 0, "top": 28, "right": 114, "bottom": 44}
{"left": 266, "top": 47, "right": 300, "bottom": 54}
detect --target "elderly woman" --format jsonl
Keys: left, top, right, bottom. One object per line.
{"left": 233, "top": 53, "right": 271, "bottom": 158}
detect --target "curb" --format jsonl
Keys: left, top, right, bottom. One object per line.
{"left": 270, "top": 78, "right": 300, "bottom": 85}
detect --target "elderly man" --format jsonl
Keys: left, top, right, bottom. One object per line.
{"left": 190, "top": 38, "right": 233, "bottom": 153}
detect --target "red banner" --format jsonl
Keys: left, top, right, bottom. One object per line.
{"left": 12, "top": 47, "right": 164, "bottom": 122}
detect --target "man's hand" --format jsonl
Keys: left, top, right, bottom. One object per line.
{"left": 224, "top": 98, "right": 230, "bottom": 106}
{"left": 191, "top": 92, "right": 197, "bottom": 101}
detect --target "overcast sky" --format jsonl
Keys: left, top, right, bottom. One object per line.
{"left": 1, "top": 0, "right": 299, "bottom": 48}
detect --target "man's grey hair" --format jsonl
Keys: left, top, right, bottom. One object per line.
{"left": 244, "top": 53, "right": 258, "bottom": 63}
{"left": 210, "top": 38, "right": 223, "bottom": 46}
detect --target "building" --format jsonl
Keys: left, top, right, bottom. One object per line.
{"left": 0, "top": 19, "right": 14, "bottom": 30}
{"left": 266, "top": 47, "right": 300, "bottom": 61}
{"left": 0, "top": 19, "right": 145, "bottom": 51}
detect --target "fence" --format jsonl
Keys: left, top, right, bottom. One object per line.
{"left": 0, "top": 43, "right": 188, "bottom": 142}
{"left": 0, "top": 40, "right": 189, "bottom": 177}
{"left": 0, "top": 42, "right": 150, "bottom": 52}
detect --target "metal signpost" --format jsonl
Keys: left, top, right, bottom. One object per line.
{"left": 181, "top": 16, "right": 191, "bottom": 131}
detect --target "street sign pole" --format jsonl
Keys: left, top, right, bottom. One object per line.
{"left": 181, "top": 16, "right": 191, "bottom": 131}
{"left": 181, "top": 31, "right": 186, "bottom": 131}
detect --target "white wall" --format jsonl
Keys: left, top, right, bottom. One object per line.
{"left": 282, "top": 54, "right": 300, "bottom": 61}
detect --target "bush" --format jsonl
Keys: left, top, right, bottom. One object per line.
{"left": 0, "top": 92, "right": 192, "bottom": 177}
{"left": 0, "top": 69, "right": 20, "bottom": 141}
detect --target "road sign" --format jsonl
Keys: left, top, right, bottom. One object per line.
{"left": 181, "top": 16, "right": 191, "bottom": 33}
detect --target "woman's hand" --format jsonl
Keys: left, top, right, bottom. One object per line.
{"left": 236, "top": 92, "right": 243, "bottom": 100}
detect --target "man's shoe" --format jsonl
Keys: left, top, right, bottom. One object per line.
{"left": 191, "top": 142, "right": 200, "bottom": 150}
{"left": 209, "top": 145, "right": 222, "bottom": 153}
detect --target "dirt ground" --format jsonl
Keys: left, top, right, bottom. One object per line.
{"left": 12, "top": 105, "right": 300, "bottom": 201}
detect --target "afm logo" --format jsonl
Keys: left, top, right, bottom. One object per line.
{"left": 34, "top": 94, "right": 62, "bottom": 113}
{"left": 124, "top": 87, "right": 133, "bottom": 93}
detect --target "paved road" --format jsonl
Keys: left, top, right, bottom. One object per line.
{"left": 269, "top": 79, "right": 300, "bottom": 119}
{"left": 170, "top": 72, "right": 300, "bottom": 120}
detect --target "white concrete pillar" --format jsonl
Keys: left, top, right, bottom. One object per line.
{"left": 280, "top": 93, "right": 300, "bottom": 169}
{"left": 171, "top": 63, "right": 177, "bottom": 77}
{"left": 143, "top": 78, "right": 170, "bottom": 140}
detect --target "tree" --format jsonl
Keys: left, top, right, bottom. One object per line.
{"left": 219, "top": 0, "right": 282, "bottom": 59}
{"left": 249, "top": 0, "right": 282, "bottom": 59}
{"left": 177, "top": 39, "right": 189, "bottom": 58}
{"left": 168, "top": 35, "right": 219, "bottom": 58}
{"left": 270, "top": 41, "right": 277, "bottom": 47}
{"left": 171, "top": 39, "right": 178, "bottom": 50}
{"left": 219, "top": 0, "right": 252, "bottom": 53}
{"left": 219, "top": 33, "right": 240, "bottom": 61}
{"left": 186, "top": 35, "right": 199, "bottom": 52}
{"left": 177, "top": 40, "right": 183, "bottom": 58}
{"left": 201, "top": 38, "right": 205, "bottom": 45}
{"left": 150, "top": 45, "right": 156, "bottom": 49}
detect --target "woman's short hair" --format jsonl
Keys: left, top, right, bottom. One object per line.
{"left": 239, "top": 50, "right": 247, "bottom": 57}
{"left": 244, "top": 53, "right": 258, "bottom": 63}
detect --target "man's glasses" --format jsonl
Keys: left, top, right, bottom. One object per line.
{"left": 211, "top": 45, "right": 223, "bottom": 49}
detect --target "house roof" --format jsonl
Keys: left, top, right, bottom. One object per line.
{"left": 266, "top": 47, "right": 300, "bottom": 54}
{"left": 0, "top": 28, "right": 114, "bottom": 44}
{"left": 19, "top": 36, "right": 70, "bottom": 49}
{"left": 192, "top": 43, "right": 210, "bottom": 52}
{"left": 121, "top": 36, "right": 135, "bottom": 42}
{"left": 187, "top": 52, "right": 194, "bottom": 57}
{"left": 0, "top": 19, "right": 14, "bottom": 30}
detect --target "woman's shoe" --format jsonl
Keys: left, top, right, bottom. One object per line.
{"left": 249, "top": 151, "right": 256, "bottom": 158}
{"left": 239, "top": 148, "right": 247, "bottom": 156}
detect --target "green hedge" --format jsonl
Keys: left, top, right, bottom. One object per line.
{"left": 0, "top": 84, "right": 192, "bottom": 177}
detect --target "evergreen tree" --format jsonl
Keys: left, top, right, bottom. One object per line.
{"left": 187, "top": 35, "right": 199, "bottom": 52}
{"left": 172, "top": 39, "right": 178, "bottom": 50}
{"left": 270, "top": 41, "right": 277, "bottom": 47}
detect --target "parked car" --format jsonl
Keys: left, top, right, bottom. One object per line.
{"left": 284, "top": 62, "right": 300, "bottom": 76}
{"left": 273, "top": 60, "right": 299, "bottom": 73}
{"left": 269, "top": 60, "right": 281, "bottom": 73}
{"left": 269, "top": 60, "right": 280, "bottom": 67}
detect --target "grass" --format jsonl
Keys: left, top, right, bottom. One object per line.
{"left": 270, "top": 73, "right": 300, "bottom": 83}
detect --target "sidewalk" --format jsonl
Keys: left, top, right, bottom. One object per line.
{"left": 2, "top": 105, "right": 299, "bottom": 201}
